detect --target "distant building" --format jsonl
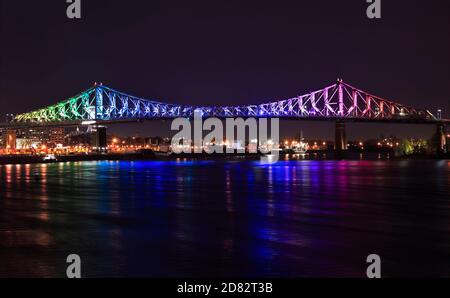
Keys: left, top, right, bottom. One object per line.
{"left": 16, "top": 128, "right": 47, "bottom": 149}
{"left": 13, "top": 127, "right": 66, "bottom": 149}
{"left": 66, "top": 132, "right": 91, "bottom": 146}
{"left": 91, "top": 126, "right": 107, "bottom": 150}
{"left": 148, "top": 136, "right": 163, "bottom": 146}
{"left": 48, "top": 128, "right": 65, "bottom": 145}
{"left": 0, "top": 128, "right": 5, "bottom": 148}
{"left": 16, "top": 138, "right": 38, "bottom": 150}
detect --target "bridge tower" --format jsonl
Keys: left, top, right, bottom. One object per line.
{"left": 436, "top": 123, "right": 447, "bottom": 155}
{"left": 334, "top": 121, "right": 347, "bottom": 153}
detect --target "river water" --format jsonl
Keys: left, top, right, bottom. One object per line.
{"left": 0, "top": 160, "right": 449, "bottom": 277}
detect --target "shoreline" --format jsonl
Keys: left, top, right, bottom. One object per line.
{"left": 0, "top": 151, "right": 448, "bottom": 165}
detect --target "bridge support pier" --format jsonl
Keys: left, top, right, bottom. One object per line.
{"left": 436, "top": 123, "right": 447, "bottom": 156}
{"left": 91, "top": 125, "right": 107, "bottom": 152}
{"left": 334, "top": 121, "right": 347, "bottom": 158}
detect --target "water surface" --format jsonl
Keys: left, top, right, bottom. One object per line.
{"left": 0, "top": 160, "right": 449, "bottom": 277}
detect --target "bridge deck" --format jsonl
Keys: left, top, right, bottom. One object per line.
{"left": 1, "top": 117, "right": 448, "bottom": 130}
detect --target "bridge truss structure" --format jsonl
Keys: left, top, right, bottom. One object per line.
{"left": 12, "top": 79, "right": 437, "bottom": 125}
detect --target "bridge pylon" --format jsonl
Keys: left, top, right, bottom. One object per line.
{"left": 334, "top": 121, "right": 347, "bottom": 154}
{"left": 436, "top": 123, "right": 447, "bottom": 155}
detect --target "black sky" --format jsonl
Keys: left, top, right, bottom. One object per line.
{"left": 0, "top": 0, "right": 449, "bottom": 139}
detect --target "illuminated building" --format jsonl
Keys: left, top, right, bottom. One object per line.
{"left": 48, "top": 128, "right": 65, "bottom": 145}
{"left": 5, "top": 130, "right": 17, "bottom": 150}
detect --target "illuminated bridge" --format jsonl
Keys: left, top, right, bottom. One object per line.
{"left": 11, "top": 79, "right": 439, "bottom": 124}
{"left": 3, "top": 79, "right": 449, "bottom": 152}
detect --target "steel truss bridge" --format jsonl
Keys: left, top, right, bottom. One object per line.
{"left": 10, "top": 79, "right": 445, "bottom": 126}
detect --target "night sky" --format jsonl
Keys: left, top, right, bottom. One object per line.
{"left": 1, "top": 0, "right": 449, "bottom": 140}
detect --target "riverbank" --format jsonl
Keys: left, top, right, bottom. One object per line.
{"left": 0, "top": 150, "right": 448, "bottom": 165}
{"left": 0, "top": 152, "right": 261, "bottom": 165}
{"left": 0, "top": 152, "right": 158, "bottom": 165}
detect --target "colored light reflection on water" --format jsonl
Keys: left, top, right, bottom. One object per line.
{"left": 0, "top": 160, "right": 449, "bottom": 277}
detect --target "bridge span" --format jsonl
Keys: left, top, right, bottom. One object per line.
{"left": 1, "top": 79, "right": 448, "bottom": 153}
